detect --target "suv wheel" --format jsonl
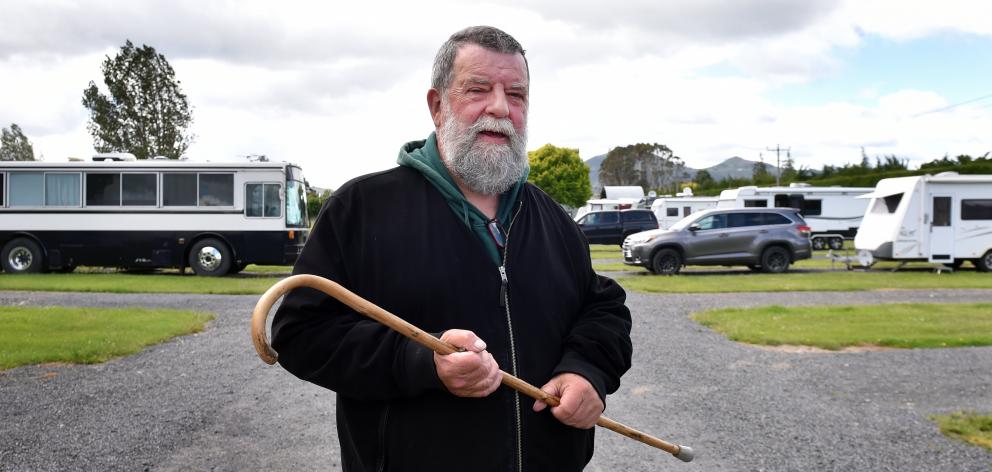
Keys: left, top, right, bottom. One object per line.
{"left": 651, "top": 249, "right": 681, "bottom": 275}
{"left": 760, "top": 246, "right": 791, "bottom": 274}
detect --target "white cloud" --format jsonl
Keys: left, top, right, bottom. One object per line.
{"left": 2, "top": 0, "right": 991, "bottom": 188}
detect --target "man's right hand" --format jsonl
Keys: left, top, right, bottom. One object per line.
{"left": 434, "top": 329, "right": 502, "bottom": 397}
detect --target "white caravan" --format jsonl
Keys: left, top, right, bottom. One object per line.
{"left": 718, "top": 184, "right": 873, "bottom": 249}
{"left": 650, "top": 188, "right": 719, "bottom": 229}
{"left": 854, "top": 173, "right": 992, "bottom": 271}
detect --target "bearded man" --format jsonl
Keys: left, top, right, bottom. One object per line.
{"left": 272, "top": 26, "right": 632, "bottom": 472}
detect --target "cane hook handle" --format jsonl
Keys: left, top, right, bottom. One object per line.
{"left": 251, "top": 274, "right": 694, "bottom": 462}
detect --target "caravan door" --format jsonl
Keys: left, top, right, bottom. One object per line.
{"left": 928, "top": 195, "right": 954, "bottom": 263}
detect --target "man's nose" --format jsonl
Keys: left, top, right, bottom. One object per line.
{"left": 485, "top": 87, "right": 510, "bottom": 118}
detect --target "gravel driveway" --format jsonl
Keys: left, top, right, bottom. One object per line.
{"left": 1, "top": 288, "right": 990, "bottom": 471}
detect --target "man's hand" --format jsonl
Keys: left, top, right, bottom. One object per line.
{"left": 434, "top": 329, "right": 502, "bottom": 397}
{"left": 532, "top": 373, "right": 603, "bottom": 429}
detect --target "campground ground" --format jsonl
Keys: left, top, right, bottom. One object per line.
{"left": 1, "top": 287, "right": 990, "bottom": 471}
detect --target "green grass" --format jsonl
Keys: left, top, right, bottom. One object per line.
{"left": 589, "top": 244, "right": 622, "bottom": 260}
{"left": 241, "top": 264, "right": 293, "bottom": 274}
{"left": 0, "top": 272, "right": 280, "bottom": 294}
{"left": 617, "top": 270, "right": 992, "bottom": 293}
{"left": 692, "top": 303, "right": 992, "bottom": 350}
{"left": 0, "top": 305, "right": 214, "bottom": 370}
{"left": 931, "top": 412, "right": 992, "bottom": 451}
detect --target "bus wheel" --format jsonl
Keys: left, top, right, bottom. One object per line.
{"left": 2, "top": 238, "right": 45, "bottom": 274}
{"left": 189, "top": 238, "right": 232, "bottom": 276}
{"left": 976, "top": 250, "right": 992, "bottom": 273}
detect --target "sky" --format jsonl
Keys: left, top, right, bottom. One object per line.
{"left": 2, "top": 0, "right": 991, "bottom": 190}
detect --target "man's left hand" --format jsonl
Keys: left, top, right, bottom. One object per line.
{"left": 531, "top": 373, "right": 603, "bottom": 429}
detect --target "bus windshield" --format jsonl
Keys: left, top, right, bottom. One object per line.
{"left": 286, "top": 179, "right": 308, "bottom": 228}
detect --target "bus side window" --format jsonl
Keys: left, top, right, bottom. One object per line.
{"left": 246, "top": 183, "right": 282, "bottom": 218}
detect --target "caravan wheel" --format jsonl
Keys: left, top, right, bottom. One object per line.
{"left": 828, "top": 237, "right": 845, "bottom": 250}
{"left": 811, "top": 238, "right": 826, "bottom": 250}
{"left": 976, "top": 250, "right": 992, "bottom": 273}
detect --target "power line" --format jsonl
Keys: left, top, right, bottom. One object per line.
{"left": 913, "top": 92, "right": 992, "bottom": 117}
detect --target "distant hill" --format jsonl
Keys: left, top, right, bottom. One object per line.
{"left": 584, "top": 154, "right": 777, "bottom": 194}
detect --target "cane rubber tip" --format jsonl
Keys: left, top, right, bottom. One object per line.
{"left": 675, "top": 446, "right": 694, "bottom": 462}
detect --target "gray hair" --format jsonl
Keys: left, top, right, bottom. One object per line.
{"left": 431, "top": 26, "right": 528, "bottom": 92}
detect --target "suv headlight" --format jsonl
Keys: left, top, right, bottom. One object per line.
{"left": 627, "top": 234, "right": 658, "bottom": 245}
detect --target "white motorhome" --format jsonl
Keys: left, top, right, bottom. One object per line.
{"left": 718, "top": 184, "right": 873, "bottom": 249}
{"left": 574, "top": 186, "right": 645, "bottom": 221}
{"left": 650, "top": 188, "right": 719, "bottom": 229}
{"left": 854, "top": 173, "right": 992, "bottom": 271}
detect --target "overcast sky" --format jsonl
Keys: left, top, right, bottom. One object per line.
{"left": 2, "top": 0, "right": 991, "bottom": 189}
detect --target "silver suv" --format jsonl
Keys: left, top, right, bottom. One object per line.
{"left": 623, "top": 208, "right": 813, "bottom": 275}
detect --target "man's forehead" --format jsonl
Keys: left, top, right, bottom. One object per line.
{"left": 452, "top": 45, "right": 528, "bottom": 84}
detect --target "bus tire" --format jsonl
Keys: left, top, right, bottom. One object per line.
{"left": 2, "top": 238, "right": 45, "bottom": 274}
{"left": 189, "top": 238, "right": 232, "bottom": 276}
{"left": 976, "top": 250, "right": 992, "bottom": 273}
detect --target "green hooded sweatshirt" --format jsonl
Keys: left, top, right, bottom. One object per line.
{"left": 397, "top": 132, "right": 529, "bottom": 266}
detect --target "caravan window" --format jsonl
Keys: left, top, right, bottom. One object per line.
{"left": 744, "top": 199, "right": 767, "bottom": 207}
{"left": 962, "top": 199, "right": 992, "bottom": 220}
{"left": 933, "top": 197, "right": 951, "bottom": 226}
{"left": 666, "top": 207, "right": 679, "bottom": 217}
{"left": 0, "top": 173, "right": 4, "bottom": 206}
{"left": 801, "top": 199, "right": 822, "bottom": 216}
{"left": 872, "top": 193, "right": 903, "bottom": 214}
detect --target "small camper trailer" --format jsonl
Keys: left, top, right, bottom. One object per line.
{"left": 853, "top": 173, "right": 992, "bottom": 271}
{"left": 718, "top": 184, "right": 873, "bottom": 249}
{"left": 574, "top": 186, "right": 645, "bottom": 221}
{"left": 650, "top": 188, "right": 719, "bottom": 229}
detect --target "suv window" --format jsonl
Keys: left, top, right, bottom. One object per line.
{"left": 696, "top": 213, "right": 727, "bottom": 230}
{"left": 760, "top": 213, "right": 792, "bottom": 225}
{"left": 728, "top": 212, "right": 763, "bottom": 228}
{"left": 589, "top": 212, "right": 618, "bottom": 224}
{"left": 624, "top": 211, "right": 653, "bottom": 222}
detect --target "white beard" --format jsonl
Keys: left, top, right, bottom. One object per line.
{"left": 438, "top": 101, "right": 528, "bottom": 195}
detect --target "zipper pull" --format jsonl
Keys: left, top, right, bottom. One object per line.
{"left": 498, "top": 265, "right": 508, "bottom": 307}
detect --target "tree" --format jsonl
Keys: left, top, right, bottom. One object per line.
{"left": 598, "top": 143, "right": 687, "bottom": 194}
{"left": 527, "top": 144, "right": 592, "bottom": 208}
{"left": 0, "top": 123, "right": 35, "bottom": 161}
{"left": 693, "top": 169, "right": 715, "bottom": 189}
{"left": 82, "top": 40, "right": 193, "bottom": 159}
{"left": 306, "top": 187, "right": 332, "bottom": 222}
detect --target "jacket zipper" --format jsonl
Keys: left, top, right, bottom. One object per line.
{"left": 499, "top": 200, "right": 524, "bottom": 472}
{"left": 375, "top": 405, "right": 390, "bottom": 472}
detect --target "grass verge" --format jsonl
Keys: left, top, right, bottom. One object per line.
{"left": 931, "top": 412, "right": 992, "bottom": 451}
{"left": 692, "top": 303, "right": 992, "bottom": 350}
{"left": 0, "top": 305, "right": 214, "bottom": 371}
{"left": 0, "top": 273, "right": 280, "bottom": 294}
{"left": 616, "top": 270, "right": 992, "bottom": 293}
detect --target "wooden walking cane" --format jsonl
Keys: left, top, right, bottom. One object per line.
{"left": 251, "top": 274, "right": 694, "bottom": 463}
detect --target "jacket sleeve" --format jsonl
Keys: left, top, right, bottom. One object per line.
{"left": 270, "top": 192, "right": 443, "bottom": 400}
{"left": 551, "top": 230, "right": 633, "bottom": 402}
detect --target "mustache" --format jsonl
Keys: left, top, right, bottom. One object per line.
{"left": 468, "top": 115, "right": 518, "bottom": 140}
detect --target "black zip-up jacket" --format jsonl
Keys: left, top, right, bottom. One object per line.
{"left": 272, "top": 166, "right": 633, "bottom": 472}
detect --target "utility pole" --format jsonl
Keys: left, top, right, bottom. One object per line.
{"left": 766, "top": 144, "right": 790, "bottom": 186}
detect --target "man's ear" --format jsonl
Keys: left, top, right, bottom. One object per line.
{"left": 427, "top": 88, "right": 442, "bottom": 128}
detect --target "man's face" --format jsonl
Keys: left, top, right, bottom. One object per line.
{"left": 433, "top": 44, "right": 529, "bottom": 195}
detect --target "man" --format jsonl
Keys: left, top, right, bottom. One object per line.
{"left": 272, "top": 26, "right": 632, "bottom": 472}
